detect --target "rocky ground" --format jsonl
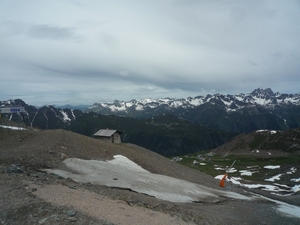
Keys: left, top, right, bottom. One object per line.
{"left": 0, "top": 128, "right": 299, "bottom": 224}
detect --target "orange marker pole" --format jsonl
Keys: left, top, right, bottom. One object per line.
{"left": 219, "top": 160, "right": 236, "bottom": 187}
{"left": 219, "top": 173, "right": 228, "bottom": 187}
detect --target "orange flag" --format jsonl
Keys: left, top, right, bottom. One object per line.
{"left": 219, "top": 173, "right": 228, "bottom": 187}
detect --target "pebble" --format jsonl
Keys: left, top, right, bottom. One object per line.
{"left": 65, "top": 210, "right": 76, "bottom": 217}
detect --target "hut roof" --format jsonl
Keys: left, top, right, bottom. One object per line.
{"left": 94, "top": 129, "right": 122, "bottom": 137}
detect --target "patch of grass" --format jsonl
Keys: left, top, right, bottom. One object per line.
{"left": 175, "top": 152, "right": 300, "bottom": 183}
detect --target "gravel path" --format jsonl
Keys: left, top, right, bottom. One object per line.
{"left": 28, "top": 183, "right": 195, "bottom": 225}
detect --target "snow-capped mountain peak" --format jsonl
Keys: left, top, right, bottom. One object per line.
{"left": 87, "top": 88, "right": 300, "bottom": 114}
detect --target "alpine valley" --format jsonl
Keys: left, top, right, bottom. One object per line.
{"left": 1, "top": 88, "right": 300, "bottom": 156}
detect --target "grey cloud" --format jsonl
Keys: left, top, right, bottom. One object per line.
{"left": 248, "top": 60, "right": 259, "bottom": 66}
{"left": 1, "top": 21, "right": 79, "bottom": 41}
{"left": 28, "top": 24, "right": 74, "bottom": 40}
{"left": 1, "top": 0, "right": 300, "bottom": 105}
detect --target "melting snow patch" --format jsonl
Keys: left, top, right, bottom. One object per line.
{"left": 247, "top": 165, "right": 259, "bottom": 169}
{"left": 227, "top": 168, "right": 237, "bottom": 173}
{"left": 291, "top": 177, "right": 300, "bottom": 182}
{"left": 43, "top": 156, "right": 252, "bottom": 203}
{"left": 256, "top": 130, "right": 267, "bottom": 133}
{"left": 228, "top": 177, "right": 243, "bottom": 185}
{"left": 291, "top": 185, "right": 300, "bottom": 192}
{"left": 264, "top": 165, "right": 280, "bottom": 169}
{"left": 215, "top": 173, "right": 299, "bottom": 196}
{"left": 0, "top": 125, "right": 27, "bottom": 130}
{"left": 239, "top": 170, "right": 253, "bottom": 176}
{"left": 214, "top": 167, "right": 224, "bottom": 171}
{"left": 265, "top": 174, "right": 283, "bottom": 182}
{"left": 286, "top": 167, "right": 297, "bottom": 174}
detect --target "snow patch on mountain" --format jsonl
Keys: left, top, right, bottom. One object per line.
{"left": 87, "top": 88, "right": 300, "bottom": 114}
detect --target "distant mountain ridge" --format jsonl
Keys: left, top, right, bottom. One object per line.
{"left": 0, "top": 99, "right": 75, "bottom": 129}
{"left": 0, "top": 99, "right": 237, "bottom": 156}
{"left": 1, "top": 88, "right": 300, "bottom": 156}
{"left": 85, "top": 88, "right": 300, "bottom": 132}
{"left": 87, "top": 88, "right": 300, "bottom": 113}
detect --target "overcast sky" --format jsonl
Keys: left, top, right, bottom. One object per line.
{"left": 1, "top": 0, "right": 300, "bottom": 106}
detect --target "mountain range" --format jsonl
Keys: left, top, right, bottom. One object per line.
{"left": 1, "top": 88, "right": 300, "bottom": 156}
{"left": 86, "top": 88, "right": 300, "bottom": 132}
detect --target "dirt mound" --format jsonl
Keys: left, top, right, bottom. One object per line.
{"left": 0, "top": 128, "right": 218, "bottom": 186}
{"left": 1, "top": 128, "right": 299, "bottom": 224}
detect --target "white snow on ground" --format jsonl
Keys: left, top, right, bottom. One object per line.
{"left": 256, "top": 130, "right": 277, "bottom": 134}
{"left": 291, "top": 177, "right": 300, "bottom": 182}
{"left": 41, "top": 155, "right": 300, "bottom": 219}
{"left": 43, "top": 156, "right": 251, "bottom": 203}
{"left": 0, "top": 125, "right": 27, "bottom": 130}
{"left": 292, "top": 185, "right": 300, "bottom": 192}
{"left": 214, "top": 167, "right": 224, "bottom": 170}
{"left": 215, "top": 165, "right": 300, "bottom": 198}
{"left": 264, "top": 165, "right": 280, "bottom": 169}
{"left": 239, "top": 170, "right": 253, "bottom": 176}
{"left": 274, "top": 183, "right": 290, "bottom": 189}
{"left": 252, "top": 193, "right": 300, "bottom": 218}
{"left": 287, "top": 167, "right": 297, "bottom": 174}
{"left": 256, "top": 130, "right": 268, "bottom": 133}
{"left": 214, "top": 166, "right": 236, "bottom": 173}
{"left": 227, "top": 168, "right": 237, "bottom": 173}
{"left": 214, "top": 175, "right": 300, "bottom": 218}
{"left": 265, "top": 174, "right": 283, "bottom": 182}
{"left": 215, "top": 175, "right": 299, "bottom": 196}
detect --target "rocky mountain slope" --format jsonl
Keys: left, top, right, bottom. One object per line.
{"left": 213, "top": 128, "right": 300, "bottom": 155}
{"left": 0, "top": 99, "right": 75, "bottom": 129}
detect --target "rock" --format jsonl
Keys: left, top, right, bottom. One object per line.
{"left": 65, "top": 210, "right": 76, "bottom": 217}
{"left": 5, "top": 164, "right": 24, "bottom": 174}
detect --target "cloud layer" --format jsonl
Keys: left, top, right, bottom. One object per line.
{"left": 1, "top": 0, "right": 300, "bottom": 105}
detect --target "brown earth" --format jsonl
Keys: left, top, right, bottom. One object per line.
{"left": 0, "top": 128, "right": 299, "bottom": 225}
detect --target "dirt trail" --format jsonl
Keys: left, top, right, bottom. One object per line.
{"left": 28, "top": 183, "right": 194, "bottom": 225}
